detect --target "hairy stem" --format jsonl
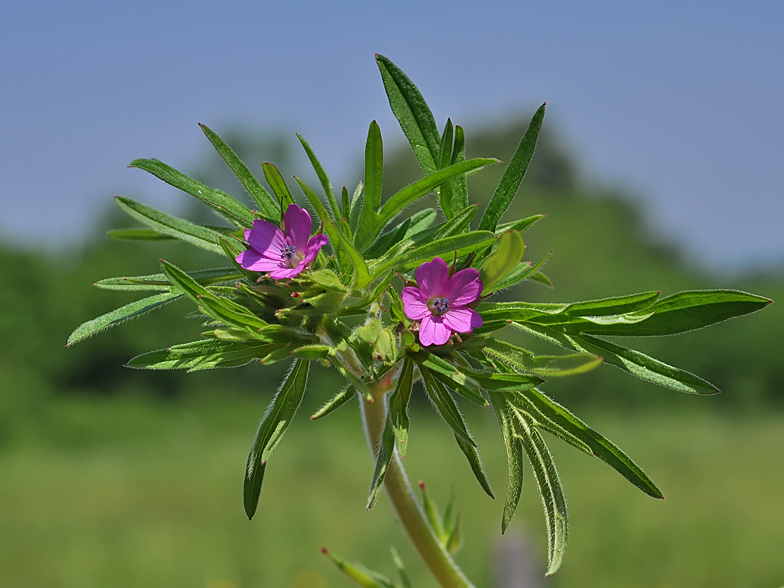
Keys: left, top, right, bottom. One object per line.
{"left": 360, "top": 375, "right": 475, "bottom": 588}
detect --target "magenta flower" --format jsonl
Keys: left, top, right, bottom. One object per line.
{"left": 236, "top": 204, "right": 328, "bottom": 279}
{"left": 401, "top": 257, "right": 483, "bottom": 347}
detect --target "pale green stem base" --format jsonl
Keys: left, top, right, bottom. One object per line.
{"left": 360, "top": 378, "right": 476, "bottom": 588}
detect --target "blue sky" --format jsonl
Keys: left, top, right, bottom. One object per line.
{"left": 1, "top": 1, "right": 781, "bottom": 271}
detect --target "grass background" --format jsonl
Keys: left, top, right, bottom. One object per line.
{"left": 2, "top": 388, "right": 782, "bottom": 588}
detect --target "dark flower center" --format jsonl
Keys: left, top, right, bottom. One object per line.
{"left": 429, "top": 296, "right": 450, "bottom": 315}
{"left": 280, "top": 244, "right": 297, "bottom": 260}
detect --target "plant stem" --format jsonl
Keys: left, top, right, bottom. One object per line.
{"left": 360, "top": 377, "right": 476, "bottom": 588}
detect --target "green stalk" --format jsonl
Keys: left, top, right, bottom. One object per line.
{"left": 360, "top": 376, "right": 476, "bottom": 588}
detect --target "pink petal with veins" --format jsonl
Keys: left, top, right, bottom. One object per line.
{"left": 416, "top": 257, "right": 449, "bottom": 298}
{"left": 236, "top": 249, "right": 283, "bottom": 272}
{"left": 419, "top": 314, "right": 451, "bottom": 346}
{"left": 401, "top": 287, "right": 430, "bottom": 320}
{"left": 270, "top": 265, "right": 305, "bottom": 279}
{"left": 302, "top": 234, "right": 329, "bottom": 265}
{"left": 246, "top": 219, "right": 286, "bottom": 255}
{"left": 442, "top": 307, "right": 482, "bottom": 333}
{"left": 443, "top": 268, "right": 483, "bottom": 307}
{"left": 284, "top": 204, "right": 312, "bottom": 252}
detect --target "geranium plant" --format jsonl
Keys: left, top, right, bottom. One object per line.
{"left": 68, "top": 54, "right": 772, "bottom": 587}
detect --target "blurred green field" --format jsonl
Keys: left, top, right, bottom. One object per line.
{"left": 2, "top": 388, "right": 782, "bottom": 588}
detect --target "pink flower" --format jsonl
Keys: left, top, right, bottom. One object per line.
{"left": 401, "top": 257, "right": 483, "bottom": 347}
{"left": 236, "top": 204, "right": 328, "bottom": 279}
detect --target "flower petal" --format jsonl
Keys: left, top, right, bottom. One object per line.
{"left": 236, "top": 248, "right": 284, "bottom": 272}
{"left": 443, "top": 268, "right": 483, "bottom": 307}
{"left": 270, "top": 265, "right": 305, "bottom": 279}
{"left": 302, "top": 234, "right": 329, "bottom": 265}
{"left": 416, "top": 257, "right": 449, "bottom": 298}
{"left": 442, "top": 307, "right": 482, "bottom": 334}
{"left": 246, "top": 219, "right": 286, "bottom": 255}
{"left": 402, "top": 287, "right": 430, "bottom": 320}
{"left": 419, "top": 314, "right": 451, "bottom": 347}
{"left": 284, "top": 204, "right": 312, "bottom": 252}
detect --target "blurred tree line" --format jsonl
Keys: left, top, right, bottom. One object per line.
{"left": 1, "top": 118, "right": 781, "bottom": 447}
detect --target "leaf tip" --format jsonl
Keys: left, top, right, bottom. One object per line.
{"left": 320, "top": 546, "right": 329, "bottom": 555}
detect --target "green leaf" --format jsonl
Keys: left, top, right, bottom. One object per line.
{"left": 67, "top": 292, "right": 182, "bottom": 346}
{"left": 405, "top": 208, "right": 438, "bottom": 237}
{"left": 349, "top": 181, "right": 364, "bottom": 234}
{"left": 376, "top": 158, "right": 499, "bottom": 232}
{"left": 454, "top": 435, "right": 495, "bottom": 499}
{"left": 129, "top": 158, "right": 255, "bottom": 226}
{"left": 322, "top": 548, "right": 396, "bottom": 588}
{"left": 450, "top": 125, "right": 468, "bottom": 216}
{"left": 437, "top": 118, "right": 455, "bottom": 218}
{"left": 484, "top": 339, "right": 602, "bottom": 378}
{"left": 311, "top": 385, "right": 357, "bottom": 420}
{"left": 575, "top": 331, "right": 719, "bottom": 395}
{"left": 367, "top": 401, "right": 398, "bottom": 510}
{"left": 114, "top": 196, "right": 225, "bottom": 254}
{"left": 244, "top": 359, "right": 310, "bottom": 519}
{"left": 262, "top": 162, "right": 295, "bottom": 209}
{"left": 355, "top": 121, "right": 384, "bottom": 251}
{"left": 391, "top": 547, "right": 414, "bottom": 588}
{"left": 332, "top": 221, "right": 371, "bottom": 288}
{"left": 419, "top": 366, "right": 474, "bottom": 446}
{"left": 297, "top": 133, "right": 341, "bottom": 221}
{"left": 369, "top": 231, "right": 496, "bottom": 281}
{"left": 563, "top": 291, "right": 661, "bottom": 317}
{"left": 127, "top": 339, "right": 283, "bottom": 371}
{"left": 160, "top": 260, "right": 267, "bottom": 329}
{"left": 106, "top": 228, "right": 176, "bottom": 241}
{"left": 387, "top": 358, "right": 415, "bottom": 458}
{"left": 94, "top": 267, "right": 241, "bottom": 292}
{"left": 522, "top": 386, "right": 664, "bottom": 499}
{"left": 488, "top": 390, "right": 525, "bottom": 533}
{"left": 415, "top": 354, "right": 487, "bottom": 406}
{"left": 375, "top": 54, "right": 440, "bottom": 174}
{"left": 481, "top": 250, "right": 552, "bottom": 295}
{"left": 480, "top": 230, "right": 525, "bottom": 294}
{"left": 478, "top": 103, "right": 546, "bottom": 232}
{"left": 578, "top": 289, "right": 772, "bottom": 337}
{"left": 496, "top": 214, "right": 545, "bottom": 236}
{"left": 199, "top": 123, "right": 280, "bottom": 220}
{"left": 515, "top": 414, "right": 568, "bottom": 576}
{"left": 433, "top": 204, "right": 479, "bottom": 240}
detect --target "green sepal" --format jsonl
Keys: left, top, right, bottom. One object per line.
{"left": 199, "top": 123, "right": 280, "bottom": 220}
{"left": 291, "top": 344, "right": 331, "bottom": 360}
{"left": 67, "top": 292, "right": 183, "bottom": 346}
{"left": 478, "top": 103, "right": 546, "bottom": 232}
{"left": 262, "top": 162, "right": 295, "bottom": 209}
{"left": 114, "top": 196, "right": 225, "bottom": 254}
{"left": 244, "top": 359, "right": 310, "bottom": 519}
